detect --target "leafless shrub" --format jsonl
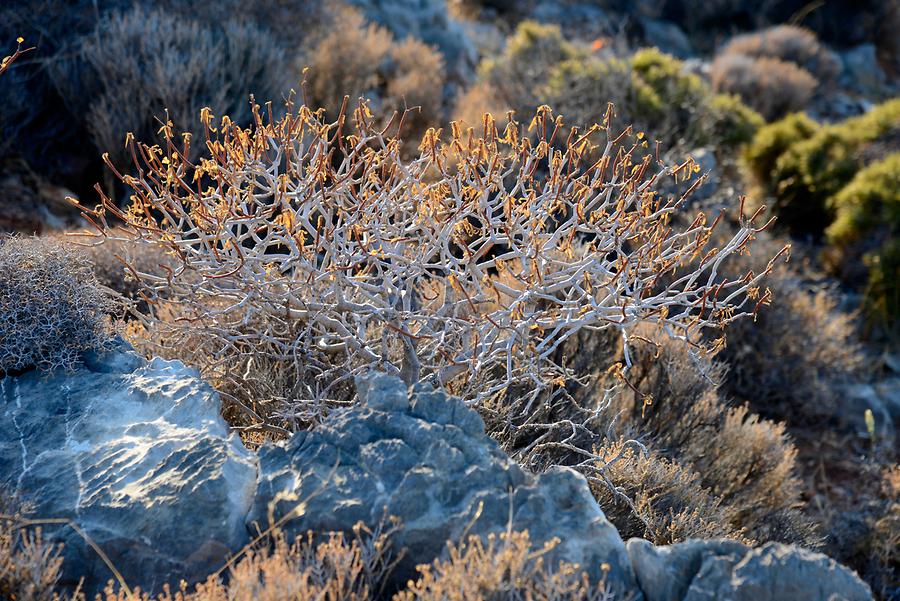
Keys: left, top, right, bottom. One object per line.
{"left": 711, "top": 54, "right": 817, "bottom": 121}
{"left": 594, "top": 324, "right": 818, "bottom": 547}
{"left": 73, "top": 98, "right": 778, "bottom": 433}
{"left": 716, "top": 232, "right": 866, "bottom": 421}
{"left": 719, "top": 25, "right": 841, "bottom": 84}
{"left": 590, "top": 441, "right": 740, "bottom": 545}
{"left": 0, "top": 236, "right": 115, "bottom": 374}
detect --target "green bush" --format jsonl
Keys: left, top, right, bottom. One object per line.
{"left": 459, "top": 23, "right": 762, "bottom": 151}
{"left": 0, "top": 236, "right": 115, "bottom": 374}
{"left": 742, "top": 112, "right": 818, "bottom": 189}
{"left": 767, "top": 99, "right": 900, "bottom": 236}
{"left": 699, "top": 93, "right": 766, "bottom": 149}
{"left": 827, "top": 154, "right": 900, "bottom": 323}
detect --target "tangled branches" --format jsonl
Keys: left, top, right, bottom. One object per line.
{"left": 72, "top": 98, "right": 784, "bottom": 424}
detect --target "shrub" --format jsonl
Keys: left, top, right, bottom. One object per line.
{"left": 718, "top": 25, "right": 840, "bottom": 83}
{"left": 459, "top": 23, "right": 762, "bottom": 151}
{"left": 827, "top": 153, "right": 900, "bottom": 248}
{"left": 710, "top": 54, "right": 818, "bottom": 121}
{"left": 74, "top": 101, "right": 774, "bottom": 430}
{"left": 742, "top": 112, "right": 818, "bottom": 191}
{"left": 305, "top": 7, "right": 446, "bottom": 148}
{"left": 699, "top": 93, "right": 766, "bottom": 149}
{"left": 56, "top": 6, "right": 293, "bottom": 172}
{"left": 0, "top": 236, "right": 115, "bottom": 374}
{"left": 716, "top": 231, "right": 865, "bottom": 420}
{"left": 397, "top": 531, "right": 616, "bottom": 601}
{"left": 767, "top": 98, "right": 900, "bottom": 236}
{"left": 0, "top": 494, "right": 63, "bottom": 601}
{"left": 595, "top": 323, "right": 818, "bottom": 547}
{"left": 591, "top": 441, "right": 739, "bottom": 545}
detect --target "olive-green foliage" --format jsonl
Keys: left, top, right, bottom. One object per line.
{"left": 460, "top": 22, "right": 763, "bottom": 150}
{"left": 759, "top": 99, "right": 900, "bottom": 237}
{"left": 827, "top": 154, "right": 900, "bottom": 323}
{"left": 742, "top": 112, "right": 818, "bottom": 190}
{"left": 827, "top": 153, "right": 900, "bottom": 246}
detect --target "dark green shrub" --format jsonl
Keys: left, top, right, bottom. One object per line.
{"left": 0, "top": 236, "right": 115, "bottom": 374}
{"left": 768, "top": 99, "right": 900, "bottom": 236}
{"left": 826, "top": 154, "right": 900, "bottom": 324}
{"left": 742, "top": 112, "right": 818, "bottom": 190}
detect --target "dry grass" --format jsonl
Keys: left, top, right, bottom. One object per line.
{"left": 0, "top": 496, "right": 64, "bottom": 601}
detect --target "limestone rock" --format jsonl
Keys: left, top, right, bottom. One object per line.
{"left": 249, "top": 372, "right": 637, "bottom": 592}
{"left": 0, "top": 341, "right": 257, "bottom": 595}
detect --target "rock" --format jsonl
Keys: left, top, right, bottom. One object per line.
{"left": 873, "top": 377, "right": 900, "bottom": 423}
{"left": 629, "top": 538, "right": 873, "bottom": 601}
{"left": 0, "top": 340, "right": 257, "bottom": 595}
{"left": 249, "top": 372, "right": 637, "bottom": 593}
{"left": 640, "top": 19, "right": 693, "bottom": 59}
{"left": 840, "top": 45, "right": 889, "bottom": 95}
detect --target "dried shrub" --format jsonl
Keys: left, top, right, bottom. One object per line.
{"left": 98, "top": 523, "right": 396, "bottom": 601}
{"left": 397, "top": 531, "right": 615, "bottom": 601}
{"left": 458, "top": 24, "right": 762, "bottom": 150}
{"left": 0, "top": 236, "right": 115, "bottom": 375}
{"left": 305, "top": 7, "right": 446, "bottom": 150}
{"left": 591, "top": 441, "right": 738, "bottom": 545}
{"left": 0, "top": 495, "right": 64, "bottom": 601}
{"left": 55, "top": 5, "right": 293, "bottom": 172}
{"left": 74, "top": 101, "right": 775, "bottom": 431}
{"left": 716, "top": 231, "right": 865, "bottom": 420}
{"left": 595, "top": 324, "right": 818, "bottom": 547}
{"left": 718, "top": 25, "right": 841, "bottom": 84}
{"left": 710, "top": 54, "right": 818, "bottom": 121}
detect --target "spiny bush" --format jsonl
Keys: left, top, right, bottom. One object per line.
{"left": 305, "top": 6, "right": 446, "bottom": 151}
{"left": 765, "top": 98, "right": 900, "bottom": 237}
{"left": 457, "top": 22, "right": 763, "bottom": 151}
{"left": 75, "top": 99, "right": 776, "bottom": 430}
{"left": 710, "top": 54, "right": 818, "bottom": 121}
{"left": 717, "top": 25, "right": 840, "bottom": 84}
{"left": 54, "top": 5, "right": 293, "bottom": 173}
{"left": 0, "top": 236, "right": 115, "bottom": 375}
{"left": 0, "top": 495, "right": 64, "bottom": 601}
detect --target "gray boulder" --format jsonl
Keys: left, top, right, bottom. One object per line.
{"left": 249, "top": 371, "right": 638, "bottom": 593}
{"left": 0, "top": 341, "right": 257, "bottom": 594}
{"left": 628, "top": 538, "right": 872, "bottom": 601}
